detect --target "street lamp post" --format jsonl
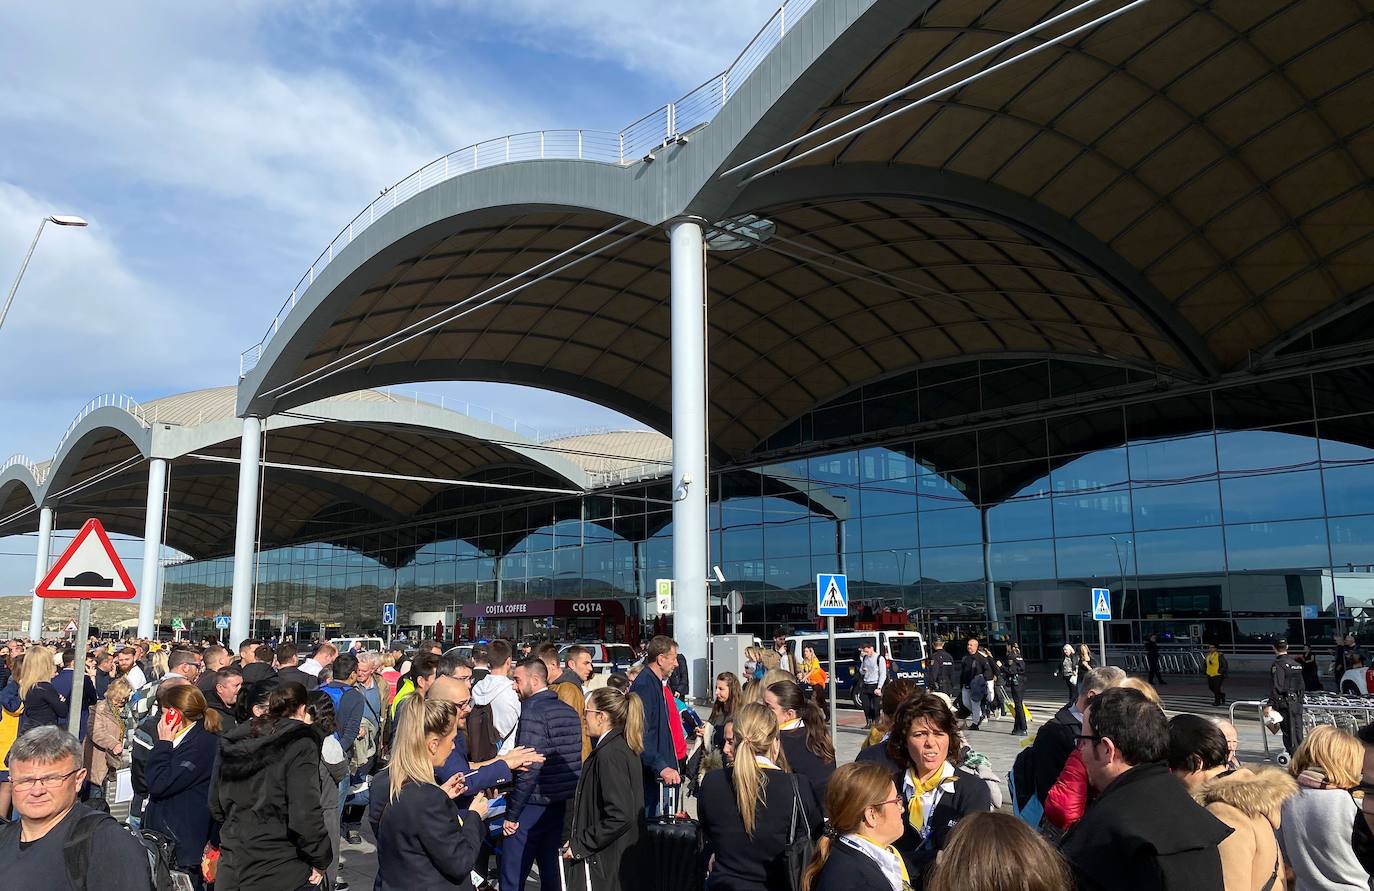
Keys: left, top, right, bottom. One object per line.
{"left": 1110, "top": 536, "right": 1131, "bottom": 663}
{"left": 1, "top": 214, "right": 89, "bottom": 335}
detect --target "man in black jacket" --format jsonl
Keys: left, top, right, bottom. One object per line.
{"left": 1145, "top": 633, "right": 1165, "bottom": 685}
{"left": 1061, "top": 687, "right": 1231, "bottom": 889}
{"left": 274, "top": 642, "right": 319, "bottom": 691}
{"left": 927, "top": 639, "right": 955, "bottom": 696}
{"left": 204, "top": 666, "right": 243, "bottom": 731}
{"left": 500, "top": 658, "right": 582, "bottom": 891}
{"left": 1027, "top": 665, "right": 1125, "bottom": 808}
{"left": 959, "top": 638, "right": 995, "bottom": 729}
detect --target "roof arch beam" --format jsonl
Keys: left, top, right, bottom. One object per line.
{"left": 720, "top": 163, "right": 1220, "bottom": 379}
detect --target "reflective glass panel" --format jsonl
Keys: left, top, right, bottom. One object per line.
{"left": 1134, "top": 526, "right": 1226, "bottom": 575}
{"left": 919, "top": 545, "right": 984, "bottom": 583}
{"left": 1216, "top": 428, "right": 1319, "bottom": 473}
{"left": 990, "top": 539, "right": 1055, "bottom": 582}
{"left": 1132, "top": 481, "right": 1222, "bottom": 530}
{"left": 1221, "top": 470, "right": 1325, "bottom": 523}
{"left": 1328, "top": 515, "right": 1374, "bottom": 569}
{"left": 1128, "top": 433, "right": 1217, "bottom": 482}
{"left": 1225, "top": 520, "right": 1330, "bottom": 571}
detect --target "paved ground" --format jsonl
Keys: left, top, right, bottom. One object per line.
{"left": 337, "top": 666, "right": 1291, "bottom": 888}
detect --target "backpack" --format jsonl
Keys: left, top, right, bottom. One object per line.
{"left": 466, "top": 701, "right": 503, "bottom": 763}
{"left": 319, "top": 683, "right": 347, "bottom": 744}
{"left": 1009, "top": 746, "right": 1044, "bottom": 828}
{"left": 0, "top": 807, "right": 179, "bottom": 890}
{"left": 131, "top": 827, "right": 185, "bottom": 891}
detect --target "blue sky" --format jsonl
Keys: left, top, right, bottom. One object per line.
{"left": 0, "top": 0, "right": 786, "bottom": 599}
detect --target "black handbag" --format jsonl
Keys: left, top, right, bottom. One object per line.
{"left": 783, "top": 774, "right": 815, "bottom": 891}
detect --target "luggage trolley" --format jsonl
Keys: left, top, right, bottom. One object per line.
{"left": 1301, "top": 691, "right": 1374, "bottom": 736}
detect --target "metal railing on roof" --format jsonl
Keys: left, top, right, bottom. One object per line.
{"left": 586, "top": 461, "right": 672, "bottom": 489}
{"left": 368, "top": 387, "right": 546, "bottom": 442}
{"left": 50, "top": 393, "right": 151, "bottom": 472}
{"left": 240, "top": 0, "right": 819, "bottom": 378}
{"left": 1, "top": 454, "right": 40, "bottom": 481}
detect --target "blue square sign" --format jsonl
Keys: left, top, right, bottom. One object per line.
{"left": 383, "top": 602, "right": 397, "bottom": 625}
{"left": 1091, "top": 587, "right": 1112, "bottom": 621}
{"left": 817, "top": 573, "right": 848, "bottom": 617}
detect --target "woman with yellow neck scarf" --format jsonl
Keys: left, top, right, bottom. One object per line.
{"left": 870, "top": 693, "right": 993, "bottom": 884}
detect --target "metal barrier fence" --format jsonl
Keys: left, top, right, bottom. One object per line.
{"left": 1115, "top": 649, "right": 1204, "bottom": 674}
{"left": 240, "top": 0, "right": 821, "bottom": 377}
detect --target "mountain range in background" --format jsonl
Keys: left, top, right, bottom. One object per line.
{"left": 0, "top": 594, "right": 138, "bottom": 634}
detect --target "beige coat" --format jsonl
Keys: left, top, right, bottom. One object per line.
{"left": 1194, "top": 767, "right": 1299, "bottom": 891}
{"left": 84, "top": 699, "right": 124, "bottom": 786}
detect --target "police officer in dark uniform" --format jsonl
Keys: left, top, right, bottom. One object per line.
{"left": 1269, "top": 638, "right": 1305, "bottom": 754}
{"left": 927, "top": 638, "right": 955, "bottom": 696}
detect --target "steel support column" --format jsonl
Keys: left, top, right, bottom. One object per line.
{"left": 136, "top": 458, "right": 168, "bottom": 639}
{"left": 28, "top": 506, "right": 54, "bottom": 639}
{"left": 669, "top": 217, "right": 708, "bottom": 700}
{"left": 229, "top": 417, "right": 262, "bottom": 650}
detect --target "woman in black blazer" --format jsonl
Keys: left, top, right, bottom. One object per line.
{"left": 764, "top": 680, "right": 836, "bottom": 807}
{"left": 698, "top": 703, "right": 822, "bottom": 891}
{"left": 879, "top": 693, "right": 993, "bottom": 884}
{"left": 565, "top": 687, "right": 647, "bottom": 891}
{"left": 803, "top": 762, "right": 909, "bottom": 891}
{"left": 372, "top": 696, "right": 491, "bottom": 890}
{"left": 145, "top": 684, "right": 222, "bottom": 889}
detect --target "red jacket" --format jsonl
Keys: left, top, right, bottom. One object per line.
{"left": 1043, "top": 748, "right": 1090, "bottom": 830}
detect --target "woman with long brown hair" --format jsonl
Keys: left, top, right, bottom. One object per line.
{"left": 566, "top": 687, "right": 647, "bottom": 891}
{"left": 702, "top": 671, "right": 741, "bottom": 751}
{"left": 146, "top": 684, "right": 223, "bottom": 888}
{"left": 698, "top": 702, "right": 822, "bottom": 891}
{"left": 926, "top": 812, "right": 1071, "bottom": 891}
{"left": 802, "top": 762, "right": 908, "bottom": 891}
{"left": 765, "top": 679, "right": 836, "bottom": 805}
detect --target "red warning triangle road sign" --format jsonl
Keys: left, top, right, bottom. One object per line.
{"left": 36, "top": 518, "right": 137, "bottom": 600}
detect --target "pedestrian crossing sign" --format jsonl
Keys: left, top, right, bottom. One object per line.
{"left": 816, "top": 573, "right": 848, "bottom": 617}
{"left": 1091, "top": 587, "right": 1112, "bottom": 621}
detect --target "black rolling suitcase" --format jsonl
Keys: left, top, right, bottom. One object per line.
{"left": 640, "top": 781, "right": 704, "bottom": 891}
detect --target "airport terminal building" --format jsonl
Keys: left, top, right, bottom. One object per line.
{"left": 4, "top": 0, "right": 1373, "bottom": 687}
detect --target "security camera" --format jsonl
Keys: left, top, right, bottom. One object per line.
{"left": 712, "top": 565, "right": 726, "bottom": 584}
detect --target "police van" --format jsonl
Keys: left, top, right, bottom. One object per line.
{"left": 784, "top": 630, "right": 926, "bottom": 707}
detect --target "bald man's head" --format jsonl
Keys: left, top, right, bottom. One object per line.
{"left": 428, "top": 676, "right": 472, "bottom": 709}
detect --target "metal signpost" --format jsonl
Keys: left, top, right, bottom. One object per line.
{"left": 214, "top": 614, "right": 231, "bottom": 644}
{"left": 817, "top": 573, "right": 848, "bottom": 733}
{"left": 35, "top": 518, "right": 137, "bottom": 743}
{"left": 383, "top": 601, "right": 397, "bottom": 646}
{"left": 1091, "top": 587, "right": 1112, "bottom": 666}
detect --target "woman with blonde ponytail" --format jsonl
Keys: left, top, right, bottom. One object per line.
{"left": 803, "top": 762, "right": 908, "bottom": 891}
{"left": 370, "top": 696, "right": 491, "bottom": 890}
{"left": 699, "top": 702, "right": 822, "bottom": 891}
{"left": 565, "top": 688, "right": 648, "bottom": 891}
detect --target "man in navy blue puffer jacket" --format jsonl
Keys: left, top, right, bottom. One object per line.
{"left": 499, "top": 657, "right": 582, "bottom": 891}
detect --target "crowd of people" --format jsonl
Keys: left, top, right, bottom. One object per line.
{"left": 3, "top": 631, "right": 1374, "bottom": 890}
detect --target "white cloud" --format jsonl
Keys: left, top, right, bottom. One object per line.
{"left": 438, "top": 0, "right": 788, "bottom": 87}
{"left": 0, "top": 182, "right": 219, "bottom": 408}
{"left": 0, "top": 2, "right": 544, "bottom": 241}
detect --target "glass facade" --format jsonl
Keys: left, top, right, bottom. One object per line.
{"left": 163, "top": 359, "right": 1374, "bottom": 658}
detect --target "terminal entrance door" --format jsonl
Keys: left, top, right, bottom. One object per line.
{"left": 1017, "top": 612, "right": 1066, "bottom": 663}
